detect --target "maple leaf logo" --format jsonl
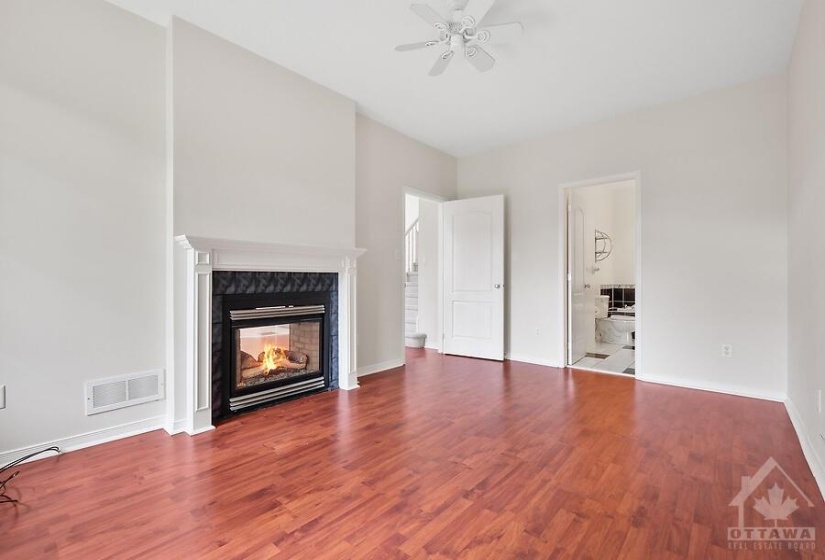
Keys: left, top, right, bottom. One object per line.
{"left": 752, "top": 483, "right": 799, "bottom": 526}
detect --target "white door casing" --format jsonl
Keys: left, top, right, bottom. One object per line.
{"left": 568, "top": 195, "right": 588, "bottom": 364}
{"left": 442, "top": 195, "right": 504, "bottom": 360}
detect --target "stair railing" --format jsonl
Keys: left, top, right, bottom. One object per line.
{"left": 405, "top": 219, "right": 419, "bottom": 275}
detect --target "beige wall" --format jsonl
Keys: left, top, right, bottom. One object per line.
{"left": 787, "top": 0, "right": 825, "bottom": 489}
{"left": 610, "top": 185, "right": 637, "bottom": 286}
{"left": 417, "top": 198, "right": 441, "bottom": 350}
{"left": 171, "top": 19, "right": 356, "bottom": 247}
{"left": 0, "top": 0, "right": 166, "bottom": 452}
{"left": 459, "top": 75, "right": 788, "bottom": 399}
{"left": 355, "top": 116, "right": 457, "bottom": 371}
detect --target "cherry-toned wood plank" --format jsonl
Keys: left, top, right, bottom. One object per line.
{"left": 2, "top": 349, "right": 823, "bottom": 558}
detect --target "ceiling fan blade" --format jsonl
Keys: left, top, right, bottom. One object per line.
{"left": 429, "top": 50, "right": 455, "bottom": 76}
{"left": 395, "top": 41, "right": 439, "bottom": 52}
{"left": 462, "top": 0, "right": 497, "bottom": 24}
{"left": 475, "top": 22, "right": 523, "bottom": 44}
{"left": 465, "top": 45, "right": 495, "bottom": 72}
{"left": 410, "top": 3, "right": 448, "bottom": 30}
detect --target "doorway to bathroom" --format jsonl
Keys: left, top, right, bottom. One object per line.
{"left": 562, "top": 175, "right": 640, "bottom": 376}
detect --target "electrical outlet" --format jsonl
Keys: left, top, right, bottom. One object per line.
{"left": 721, "top": 344, "right": 733, "bottom": 358}
{"left": 535, "top": 328, "right": 542, "bottom": 336}
{"left": 0, "top": 385, "right": 5, "bottom": 409}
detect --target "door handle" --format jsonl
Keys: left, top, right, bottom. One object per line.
{"left": 584, "top": 283, "right": 591, "bottom": 289}
{"left": 494, "top": 283, "right": 502, "bottom": 289}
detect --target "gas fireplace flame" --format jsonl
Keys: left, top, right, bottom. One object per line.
{"left": 261, "top": 344, "right": 283, "bottom": 372}
{"left": 247, "top": 344, "right": 309, "bottom": 379}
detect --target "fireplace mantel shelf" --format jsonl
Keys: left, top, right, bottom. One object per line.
{"left": 170, "top": 235, "right": 366, "bottom": 436}
{"left": 175, "top": 235, "right": 366, "bottom": 272}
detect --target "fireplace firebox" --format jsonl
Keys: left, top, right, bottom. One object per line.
{"left": 221, "top": 292, "right": 331, "bottom": 417}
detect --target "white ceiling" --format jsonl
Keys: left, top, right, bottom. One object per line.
{"left": 105, "top": 0, "right": 803, "bottom": 157}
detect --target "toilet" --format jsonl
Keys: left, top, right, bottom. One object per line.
{"left": 595, "top": 296, "right": 635, "bottom": 345}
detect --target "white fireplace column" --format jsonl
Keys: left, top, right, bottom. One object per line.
{"left": 168, "top": 236, "right": 365, "bottom": 436}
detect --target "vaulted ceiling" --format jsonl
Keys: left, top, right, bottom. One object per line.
{"left": 105, "top": 0, "right": 804, "bottom": 156}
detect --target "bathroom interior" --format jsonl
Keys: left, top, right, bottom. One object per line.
{"left": 569, "top": 179, "right": 637, "bottom": 375}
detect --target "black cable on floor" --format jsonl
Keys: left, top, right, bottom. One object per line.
{"left": 0, "top": 446, "right": 60, "bottom": 504}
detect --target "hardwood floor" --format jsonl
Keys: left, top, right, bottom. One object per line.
{"left": 3, "top": 349, "right": 823, "bottom": 559}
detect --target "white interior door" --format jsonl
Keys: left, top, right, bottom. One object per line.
{"left": 442, "top": 195, "right": 504, "bottom": 360}
{"left": 568, "top": 193, "right": 588, "bottom": 364}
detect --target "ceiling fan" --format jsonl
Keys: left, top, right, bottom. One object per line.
{"left": 395, "top": 0, "right": 524, "bottom": 76}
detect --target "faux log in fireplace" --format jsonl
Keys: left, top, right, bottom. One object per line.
{"left": 221, "top": 292, "right": 331, "bottom": 417}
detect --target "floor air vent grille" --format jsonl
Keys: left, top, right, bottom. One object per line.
{"left": 85, "top": 370, "right": 164, "bottom": 415}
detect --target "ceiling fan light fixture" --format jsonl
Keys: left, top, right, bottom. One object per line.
{"left": 398, "top": 0, "right": 523, "bottom": 76}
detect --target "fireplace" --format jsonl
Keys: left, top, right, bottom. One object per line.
{"left": 220, "top": 289, "right": 332, "bottom": 418}
{"left": 172, "top": 236, "right": 363, "bottom": 435}
{"left": 212, "top": 271, "right": 340, "bottom": 421}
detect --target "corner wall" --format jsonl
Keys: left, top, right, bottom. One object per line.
{"left": 355, "top": 116, "right": 457, "bottom": 373}
{"left": 458, "top": 75, "right": 789, "bottom": 399}
{"left": 0, "top": 0, "right": 167, "bottom": 453}
{"left": 787, "top": 0, "right": 825, "bottom": 490}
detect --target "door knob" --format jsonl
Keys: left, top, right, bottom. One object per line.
{"left": 584, "top": 283, "right": 591, "bottom": 289}
{"left": 494, "top": 283, "right": 501, "bottom": 289}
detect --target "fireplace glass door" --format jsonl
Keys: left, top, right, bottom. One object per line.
{"left": 234, "top": 319, "right": 322, "bottom": 390}
{"left": 224, "top": 299, "right": 330, "bottom": 416}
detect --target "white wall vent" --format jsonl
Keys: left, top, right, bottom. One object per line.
{"left": 85, "top": 369, "right": 164, "bottom": 415}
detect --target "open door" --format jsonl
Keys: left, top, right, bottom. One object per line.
{"left": 567, "top": 193, "right": 588, "bottom": 364}
{"left": 442, "top": 195, "right": 504, "bottom": 360}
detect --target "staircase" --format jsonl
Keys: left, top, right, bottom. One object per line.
{"left": 404, "top": 271, "right": 426, "bottom": 348}
{"left": 404, "top": 219, "right": 426, "bottom": 348}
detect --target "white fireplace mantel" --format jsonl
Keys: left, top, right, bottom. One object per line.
{"left": 169, "top": 235, "right": 366, "bottom": 436}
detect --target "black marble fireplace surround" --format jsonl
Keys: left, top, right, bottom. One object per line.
{"left": 212, "top": 271, "right": 338, "bottom": 421}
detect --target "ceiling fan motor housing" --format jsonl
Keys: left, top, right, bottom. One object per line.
{"left": 450, "top": 33, "right": 465, "bottom": 50}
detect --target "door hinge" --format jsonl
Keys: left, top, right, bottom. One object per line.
{"left": 567, "top": 204, "right": 572, "bottom": 213}
{"left": 567, "top": 273, "right": 572, "bottom": 282}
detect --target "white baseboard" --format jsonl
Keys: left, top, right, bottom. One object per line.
{"left": 164, "top": 418, "right": 188, "bottom": 436}
{"left": 784, "top": 398, "right": 825, "bottom": 501}
{"left": 504, "top": 353, "right": 564, "bottom": 368}
{"left": 357, "top": 358, "right": 405, "bottom": 378}
{"left": 0, "top": 415, "right": 165, "bottom": 466}
{"left": 188, "top": 425, "right": 216, "bottom": 436}
{"left": 636, "top": 373, "right": 786, "bottom": 402}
